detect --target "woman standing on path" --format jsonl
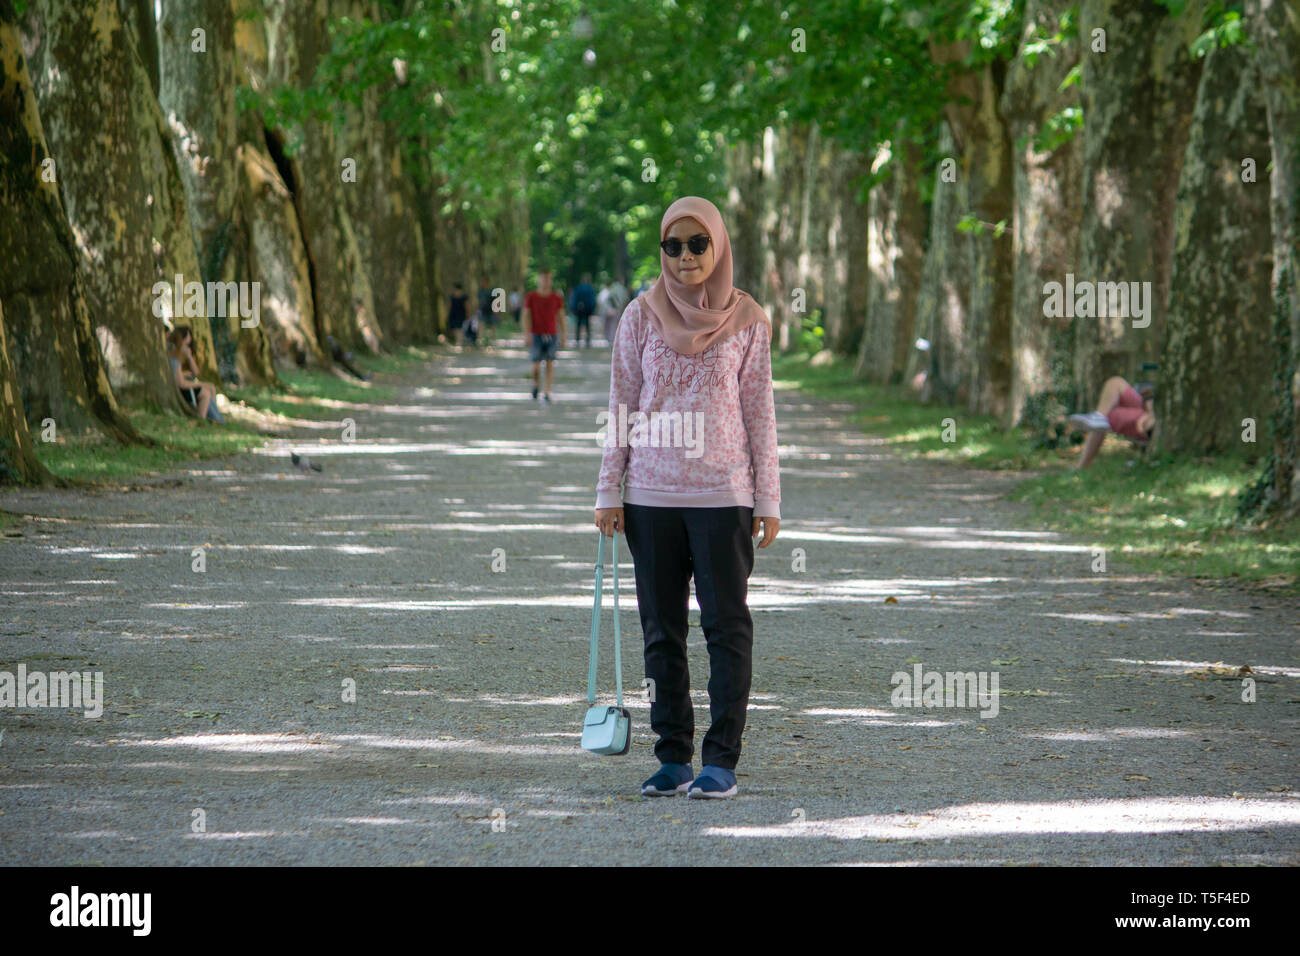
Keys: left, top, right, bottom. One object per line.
{"left": 593, "top": 196, "right": 781, "bottom": 800}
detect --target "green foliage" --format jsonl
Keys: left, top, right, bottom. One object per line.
{"left": 1190, "top": 3, "right": 1247, "bottom": 58}
{"left": 956, "top": 213, "right": 1008, "bottom": 238}
{"left": 254, "top": 1, "right": 1016, "bottom": 282}
{"left": 1020, "top": 388, "right": 1084, "bottom": 450}
{"left": 792, "top": 309, "right": 825, "bottom": 357}
{"left": 1032, "top": 104, "right": 1082, "bottom": 153}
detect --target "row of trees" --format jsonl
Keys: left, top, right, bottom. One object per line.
{"left": 1, "top": 0, "right": 527, "bottom": 484}
{"left": 1, "top": 0, "right": 1296, "bottom": 518}
{"left": 715, "top": 0, "right": 1296, "bottom": 517}
{"left": 318, "top": 0, "right": 1297, "bottom": 516}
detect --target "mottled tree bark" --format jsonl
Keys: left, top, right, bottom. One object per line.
{"left": 1001, "top": 0, "right": 1083, "bottom": 423}
{"left": 233, "top": 0, "right": 325, "bottom": 367}
{"left": 334, "top": 1, "right": 433, "bottom": 345}
{"left": 1075, "top": 0, "right": 1205, "bottom": 399}
{"left": 913, "top": 122, "right": 971, "bottom": 407}
{"left": 1159, "top": 43, "right": 1274, "bottom": 455}
{"left": 266, "top": 0, "right": 380, "bottom": 355}
{"left": 413, "top": 153, "right": 446, "bottom": 338}
{"left": 769, "top": 123, "right": 809, "bottom": 353}
{"left": 0, "top": 7, "right": 144, "bottom": 445}
{"left": 159, "top": 0, "right": 280, "bottom": 386}
{"left": 819, "top": 143, "right": 863, "bottom": 358}
{"left": 951, "top": 63, "right": 1015, "bottom": 418}
{"left": 1244, "top": 0, "right": 1300, "bottom": 516}
{"left": 855, "top": 136, "right": 923, "bottom": 383}
{"left": 840, "top": 150, "right": 871, "bottom": 359}
{"left": 118, "top": 0, "right": 159, "bottom": 97}
{"left": 0, "top": 299, "right": 54, "bottom": 484}
{"left": 26, "top": 0, "right": 183, "bottom": 410}
{"left": 726, "top": 134, "right": 762, "bottom": 299}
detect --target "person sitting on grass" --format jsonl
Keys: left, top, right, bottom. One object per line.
{"left": 1068, "top": 377, "right": 1154, "bottom": 469}
{"left": 166, "top": 326, "right": 224, "bottom": 423}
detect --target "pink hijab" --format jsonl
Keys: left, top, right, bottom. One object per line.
{"left": 642, "top": 196, "right": 770, "bottom": 355}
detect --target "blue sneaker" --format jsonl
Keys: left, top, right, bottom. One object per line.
{"left": 687, "top": 765, "right": 737, "bottom": 799}
{"left": 641, "top": 762, "right": 693, "bottom": 797}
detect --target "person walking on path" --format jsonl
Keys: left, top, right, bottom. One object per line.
{"left": 602, "top": 274, "right": 629, "bottom": 346}
{"left": 447, "top": 282, "right": 470, "bottom": 347}
{"left": 522, "top": 269, "right": 566, "bottom": 402}
{"left": 596, "top": 278, "right": 613, "bottom": 344}
{"left": 477, "top": 277, "right": 498, "bottom": 341}
{"left": 570, "top": 273, "right": 597, "bottom": 348}
{"left": 593, "top": 196, "right": 781, "bottom": 800}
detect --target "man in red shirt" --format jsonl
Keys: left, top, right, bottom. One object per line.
{"left": 522, "top": 269, "right": 566, "bottom": 402}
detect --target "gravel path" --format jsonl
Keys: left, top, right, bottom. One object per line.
{"left": 1, "top": 336, "right": 1297, "bottom": 866}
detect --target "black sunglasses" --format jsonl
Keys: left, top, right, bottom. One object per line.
{"left": 660, "top": 234, "right": 711, "bottom": 258}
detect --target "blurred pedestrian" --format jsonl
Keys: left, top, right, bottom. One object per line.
{"left": 447, "top": 282, "right": 469, "bottom": 347}
{"left": 570, "top": 272, "right": 597, "bottom": 348}
{"left": 522, "top": 269, "right": 566, "bottom": 403}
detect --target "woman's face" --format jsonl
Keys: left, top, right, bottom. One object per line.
{"left": 664, "top": 216, "right": 715, "bottom": 286}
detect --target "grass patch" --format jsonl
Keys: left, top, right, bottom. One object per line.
{"left": 34, "top": 346, "right": 436, "bottom": 485}
{"left": 37, "top": 408, "right": 267, "bottom": 483}
{"left": 772, "top": 350, "right": 1297, "bottom": 591}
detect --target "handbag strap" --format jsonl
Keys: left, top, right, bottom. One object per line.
{"left": 586, "top": 532, "right": 624, "bottom": 708}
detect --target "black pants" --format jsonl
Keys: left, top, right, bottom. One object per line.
{"left": 623, "top": 503, "right": 755, "bottom": 770}
{"left": 574, "top": 313, "right": 591, "bottom": 346}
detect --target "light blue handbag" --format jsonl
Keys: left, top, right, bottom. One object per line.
{"left": 580, "top": 532, "right": 631, "bottom": 755}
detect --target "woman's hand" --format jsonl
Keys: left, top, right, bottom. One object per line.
{"left": 752, "top": 515, "right": 780, "bottom": 549}
{"left": 594, "top": 508, "right": 624, "bottom": 536}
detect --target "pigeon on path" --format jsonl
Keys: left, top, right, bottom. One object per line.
{"left": 291, "top": 451, "right": 323, "bottom": 474}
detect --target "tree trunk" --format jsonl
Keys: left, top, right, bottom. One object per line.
{"left": 771, "top": 124, "right": 808, "bottom": 353}
{"left": 232, "top": 1, "right": 325, "bottom": 367}
{"left": 1001, "top": 0, "right": 1084, "bottom": 423}
{"left": 820, "top": 142, "right": 850, "bottom": 355}
{"left": 951, "top": 62, "right": 1015, "bottom": 418}
{"left": 265, "top": 0, "right": 380, "bottom": 355}
{"left": 1243, "top": 0, "right": 1300, "bottom": 516}
{"left": 240, "top": 136, "right": 324, "bottom": 366}
{"left": 0, "top": 300, "right": 55, "bottom": 484}
{"left": 336, "top": 1, "right": 433, "bottom": 345}
{"left": 1158, "top": 43, "right": 1274, "bottom": 455}
{"left": 856, "top": 142, "right": 896, "bottom": 380}
{"left": 840, "top": 150, "right": 871, "bottom": 358}
{"left": 118, "top": 0, "right": 159, "bottom": 97}
{"left": 855, "top": 135, "right": 923, "bottom": 383}
{"left": 725, "top": 132, "right": 765, "bottom": 303}
{"left": 26, "top": 0, "right": 182, "bottom": 411}
{"left": 1075, "top": 0, "right": 1205, "bottom": 400}
{"left": 160, "top": 0, "right": 280, "bottom": 387}
{"left": 0, "top": 7, "right": 144, "bottom": 445}
{"left": 913, "top": 122, "right": 971, "bottom": 406}
{"left": 413, "top": 152, "right": 445, "bottom": 338}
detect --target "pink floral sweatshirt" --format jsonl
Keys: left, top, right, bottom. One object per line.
{"left": 595, "top": 297, "right": 781, "bottom": 518}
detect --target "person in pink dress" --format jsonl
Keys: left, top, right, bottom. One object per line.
{"left": 593, "top": 196, "right": 781, "bottom": 800}
{"left": 1069, "top": 377, "right": 1156, "bottom": 469}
